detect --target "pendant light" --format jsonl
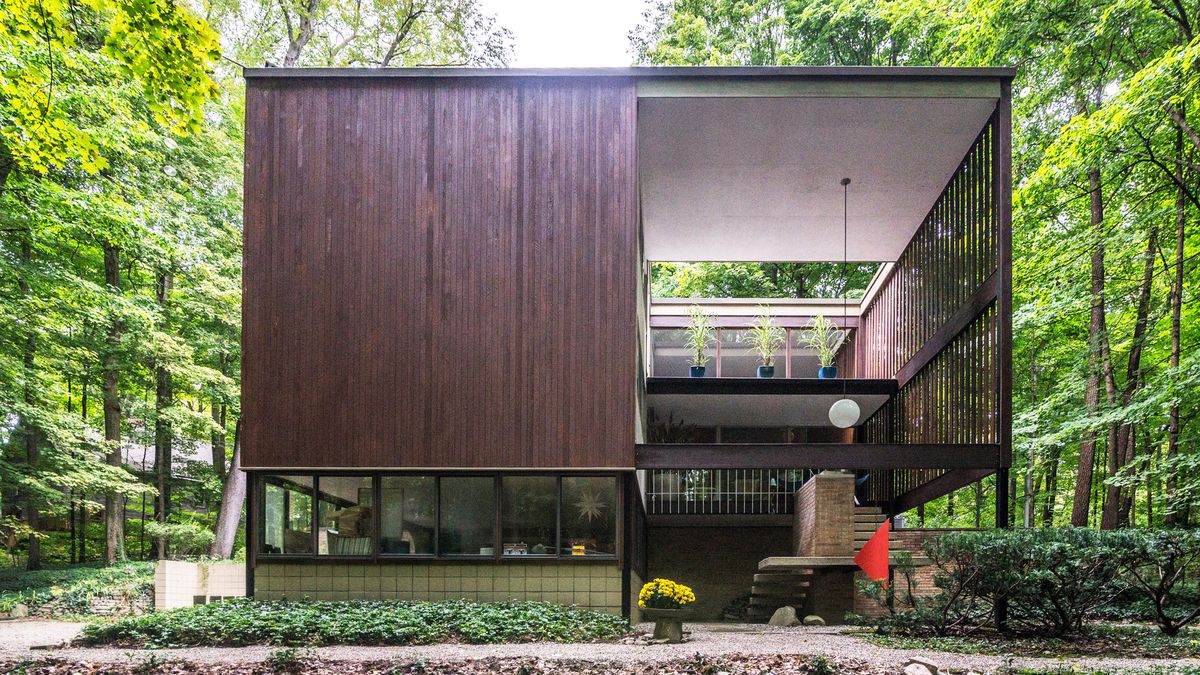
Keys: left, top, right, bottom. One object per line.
{"left": 829, "top": 177, "right": 861, "bottom": 429}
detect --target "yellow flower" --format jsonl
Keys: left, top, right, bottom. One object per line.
{"left": 638, "top": 578, "right": 695, "bottom": 609}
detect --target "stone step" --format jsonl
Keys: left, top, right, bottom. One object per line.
{"left": 855, "top": 506, "right": 883, "bottom": 515}
{"left": 751, "top": 583, "right": 809, "bottom": 594}
{"left": 749, "top": 595, "right": 806, "bottom": 607}
{"left": 753, "top": 572, "right": 810, "bottom": 583}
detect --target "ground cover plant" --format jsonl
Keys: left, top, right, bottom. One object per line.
{"left": 867, "top": 623, "right": 1200, "bottom": 660}
{"left": 0, "top": 562, "right": 153, "bottom": 616}
{"left": 78, "top": 598, "right": 631, "bottom": 648}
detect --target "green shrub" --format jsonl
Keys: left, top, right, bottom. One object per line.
{"left": 79, "top": 598, "right": 631, "bottom": 647}
{"left": 942, "top": 528, "right": 1123, "bottom": 636}
{"left": 865, "top": 528, "right": 1200, "bottom": 639}
{"left": 1109, "top": 529, "right": 1200, "bottom": 635}
{"left": 141, "top": 521, "right": 215, "bottom": 558}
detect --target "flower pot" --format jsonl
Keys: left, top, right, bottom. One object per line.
{"left": 756, "top": 365, "right": 775, "bottom": 378}
{"left": 818, "top": 365, "right": 838, "bottom": 379}
{"left": 689, "top": 365, "right": 706, "bottom": 378}
{"left": 640, "top": 607, "right": 691, "bottom": 643}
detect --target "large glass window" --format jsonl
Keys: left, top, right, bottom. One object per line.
{"left": 257, "top": 473, "right": 620, "bottom": 560}
{"left": 438, "top": 476, "right": 496, "bottom": 556}
{"left": 316, "top": 476, "right": 373, "bottom": 556}
{"left": 561, "top": 477, "right": 617, "bottom": 556}
{"left": 718, "top": 329, "right": 760, "bottom": 377}
{"left": 501, "top": 476, "right": 557, "bottom": 556}
{"left": 261, "top": 475, "right": 313, "bottom": 555}
{"left": 650, "top": 329, "right": 692, "bottom": 376}
{"left": 380, "top": 476, "right": 435, "bottom": 555}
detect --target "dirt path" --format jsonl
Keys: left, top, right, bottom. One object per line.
{"left": 1, "top": 619, "right": 1192, "bottom": 673}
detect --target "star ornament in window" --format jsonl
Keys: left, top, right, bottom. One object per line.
{"left": 574, "top": 490, "right": 607, "bottom": 522}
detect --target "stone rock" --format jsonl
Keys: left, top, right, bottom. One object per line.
{"left": 903, "top": 657, "right": 941, "bottom": 675}
{"left": 802, "top": 614, "right": 825, "bottom": 626}
{"left": 767, "top": 605, "right": 799, "bottom": 627}
{"left": 10, "top": 603, "right": 28, "bottom": 618}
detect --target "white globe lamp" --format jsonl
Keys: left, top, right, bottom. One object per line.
{"left": 828, "top": 398, "right": 860, "bottom": 429}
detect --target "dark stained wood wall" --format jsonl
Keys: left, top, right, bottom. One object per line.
{"left": 243, "top": 76, "right": 638, "bottom": 469}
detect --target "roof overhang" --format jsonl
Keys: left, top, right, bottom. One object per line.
{"left": 638, "top": 78, "right": 1002, "bottom": 263}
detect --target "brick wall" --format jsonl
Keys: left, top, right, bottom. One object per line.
{"left": 793, "top": 471, "right": 856, "bottom": 556}
{"left": 851, "top": 528, "right": 981, "bottom": 618}
{"left": 253, "top": 562, "right": 623, "bottom": 615}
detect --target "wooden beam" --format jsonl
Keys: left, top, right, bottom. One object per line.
{"left": 635, "top": 443, "right": 1004, "bottom": 470}
{"left": 646, "top": 377, "right": 896, "bottom": 396}
{"left": 892, "top": 468, "right": 994, "bottom": 513}
{"left": 996, "top": 82, "right": 1014, "bottom": 470}
{"left": 895, "top": 272, "right": 999, "bottom": 388}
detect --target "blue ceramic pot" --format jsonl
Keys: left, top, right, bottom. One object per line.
{"left": 689, "top": 365, "right": 706, "bottom": 378}
{"left": 757, "top": 365, "right": 775, "bottom": 378}
{"left": 818, "top": 365, "right": 838, "bottom": 379}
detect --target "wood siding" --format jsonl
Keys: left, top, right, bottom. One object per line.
{"left": 243, "top": 77, "right": 638, "bottom": 469}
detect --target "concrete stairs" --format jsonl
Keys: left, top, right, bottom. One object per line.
{"left": 854, "top": 506, "right": 887, "bottom": 549}
{"left": 746, "top": 506, "right": 896, "bottom": 622}
{"left": 747, "top": 570, "right": 811, "bottom": 622}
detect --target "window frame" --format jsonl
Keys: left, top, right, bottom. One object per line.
{"left": 254, "top": 470, "right": 621, "bottom": 564}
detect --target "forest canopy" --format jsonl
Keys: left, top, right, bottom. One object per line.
{"left": 1, "top": 0, "right": 1198, "bottom": 573}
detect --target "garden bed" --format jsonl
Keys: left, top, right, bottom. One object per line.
{"left": 866, "top": 623, "right": 1200, "bottom": 659}
{"left": 78, "top": 598, "right": 631, "bottom": 648}
{"left": 0, "top": 562, "right": 153, "bottom": 618}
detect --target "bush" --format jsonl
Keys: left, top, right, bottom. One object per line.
{"left": 1109, "top": 529, "right": 1200, "bottom": 635}
{"left": 141, "top": 521, "right": 215, "bottom": 558}
{"left": 865, "top": 528, "right": 1200, "bottom": 639}
{"left": 79, "top": 598, "right": 631, "bottom": 647}
{"left": 946, "top": 528, "right": 1122, "bottom": 636}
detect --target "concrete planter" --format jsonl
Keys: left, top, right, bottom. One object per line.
{"left": 641, "top": 607, "right": 692, "bottom": 643}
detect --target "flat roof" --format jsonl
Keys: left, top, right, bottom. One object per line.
{"left": 243, "top": 66, "right": 1015, "bottom": 80}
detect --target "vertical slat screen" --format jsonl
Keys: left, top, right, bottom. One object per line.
{"left": 855, "top": 119, "right": 1001, "bottom": 508}
{"left": 859, "top": 121, "right": 995, "bottom": 381}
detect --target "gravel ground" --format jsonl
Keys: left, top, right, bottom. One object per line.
{"left": 1, "top": 619, "right": 1195, "bottom": 673}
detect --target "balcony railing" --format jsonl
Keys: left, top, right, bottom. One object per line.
{"left": 645, "top": 469, "right": 813, "bottom": 515}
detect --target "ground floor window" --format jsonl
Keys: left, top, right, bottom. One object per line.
{"left": 562, "top": 476, "right": 617, "bottom": 556}
{"left": 256, "top": 472, "right": 620, "bottom": 560}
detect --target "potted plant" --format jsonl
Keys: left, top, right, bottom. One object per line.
{"left": 804, "top": 314, "right": 847, "bottom": 378}
{"left": 685, "top": 305, "right": 714, "bottom": 377}
{"left": 638, "top": 577, "right": 696, "bottom": 642}
{"left": 748, "top": 306, "right": 784, "bottom": 378}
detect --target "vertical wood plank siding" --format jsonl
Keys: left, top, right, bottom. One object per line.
{"left": 243, "top": 77, "right": 638, "bottom": 468}
{"left": 855, "top": 116, "right": 1007, "bottom": 506}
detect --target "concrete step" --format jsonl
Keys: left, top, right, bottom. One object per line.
{"left": 753, "top": 572, "right": 810, "bottom": 583}
{"left": 749, "top": 595, "right": 806, "bottom": 607}
{"left": 855, "top": 506, "right": 883, "bottom": 515}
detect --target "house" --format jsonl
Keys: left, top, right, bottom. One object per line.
{"left": 241, "top": 66, "right": 1013, "bottom": 622}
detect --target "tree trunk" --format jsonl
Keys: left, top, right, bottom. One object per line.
{"left": 212, "top": 354, "right": 228, "bottom": 483}
{"left": 210, "top": 418, "right": 245, "bottom": 559}
{"left": 1024, "top": 334, "right": 1039, "bottom": 527}
{"left": 154, "top": 272, "right": 174, "bottom": 559}
{"left": 18, "top": 233, "right": 40, "bottom": 570}
{"left": 1042, "top": 445, "right": 1060, "bottom": 527}
{"left": 103, "top": 242, "right": 125, "bottom": 563}
{"left": 1166, "top": 128, "right": 1186, "bottom": 527}
{"left": 1072, "top": 167, "right": 1109, "bottom": 527}
{"left": 1101, "top": 229, "right": 1156, "bottom": 529}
